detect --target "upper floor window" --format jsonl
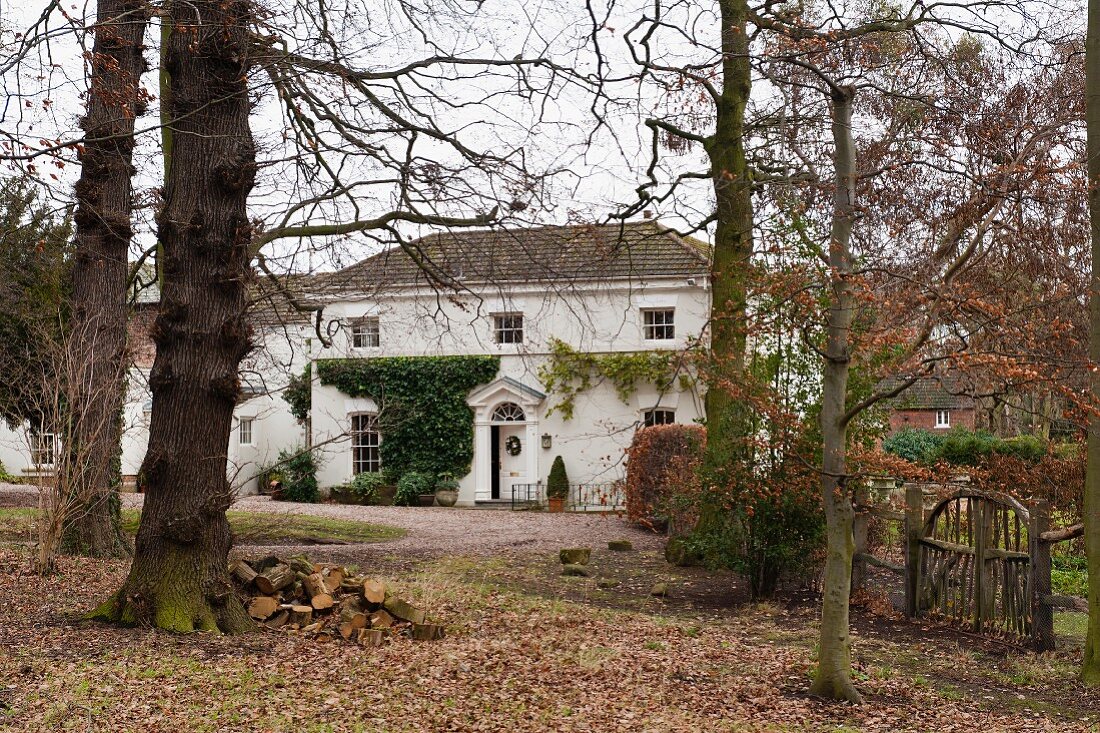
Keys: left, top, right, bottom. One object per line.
{"left": 935, "top": 410, "right": 950, "bottom": 429}
{"left": 351, "top": 317, "right": 380, "bottom": 349}
{"left": 643, "top": 308, "right": 675, "bottom": 340}
{"left": 351, "top": 413, "right": 381, "bottom": 474}
{"left": 493, "top": 313, "right": 524, "bottom": 344}
{"left": 643, "top": 408, "right": 676, "bottom": 427}
{"left": 238, "top": 417, "right": 254, "bottom": 446}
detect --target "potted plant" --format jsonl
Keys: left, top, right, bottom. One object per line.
{"left": 546, "top": 456, "right": 569, "bottom": 513}
{"left": 396, "top": 471, "right": 437, "bottom": 507}
{"left": 434, "top": 473, "right": 460, "bottom": 507}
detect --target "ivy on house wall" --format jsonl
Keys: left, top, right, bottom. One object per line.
{"left": 316, "top": 356, "right": 500, "bottom": 480}
{"left": 537, "top": 337, "right": 687, "bottom": 420}
{"left": 283, "top": 363, "right": 311, "bottom": 422}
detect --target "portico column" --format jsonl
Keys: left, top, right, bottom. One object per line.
{"left": 472, "top": 418, "right": 491, "bottom": 503}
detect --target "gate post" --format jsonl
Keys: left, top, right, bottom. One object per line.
{"left": 1029, "top": 499, "right": 1055, "bottom": 652}
{"left": 904, "top": 483, "right": 922, "bottom": 617}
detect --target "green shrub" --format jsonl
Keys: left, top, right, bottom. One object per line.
{"left": 395, "top": 471, "right": 436, "bottom": 506}
{"left": 271, "top": 447, "right": 319, "bottom": 503}
{"left": 995, "top": 434, "right": 1047, "bottom": 461}
{"left": 347, "top": 471, "right": 386, "bottom": 504}
{"left": 936, "top": 428, "right": 1000, "bottom": 466}
{"left": 881, "top": 428, "right": 944, "bottom": 463}
{"left": 1051, "top": 555, "right": 1088, "bottom": 598}
{"left": 546, "top": 456, "right": 569, "bottom": 500}
{"left": 0, "top": 460, "right": 17, "bottom": 483}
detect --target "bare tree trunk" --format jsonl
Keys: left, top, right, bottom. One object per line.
{"left": 62, "top": 0, "right": 150, "bottom": 557}
{"left": 809, "top": 86, "right": 862, "bottom": 704}
{"left": 700, "top": 0, "right": 754, "bottom": 514}
{"left": 1084, "top": 0, "right": 1100, "bottom": 686}
{"left": 90, "top": 0, "right": 256, "bottom": 633}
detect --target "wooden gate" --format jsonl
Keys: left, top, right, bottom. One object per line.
{"left": 915, "top": 490, "right": 1032, "bottom": 636}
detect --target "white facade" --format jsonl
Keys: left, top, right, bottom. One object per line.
{"left": 308, "top": 276, "right": 709, "bottom": 505}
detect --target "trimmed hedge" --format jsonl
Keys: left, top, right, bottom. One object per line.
{"left": 624, "top": 424, "right": 706, "bottom": 529}
{"left": 883, "top": 427, "right": 1048, "bottom": 466}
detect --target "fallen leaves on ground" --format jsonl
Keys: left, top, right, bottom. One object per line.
{"left": 0, "top": 547, "right": 1097, "bottom": 732}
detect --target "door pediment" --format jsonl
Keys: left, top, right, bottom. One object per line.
{"left": 466, "top": 377, "right": 545, "bottom": 411}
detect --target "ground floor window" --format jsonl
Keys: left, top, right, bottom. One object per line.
{"left": 351, "top": 413, "right": 381, "bottom": 474}
{"left": 935, "top": 410, "right": 951, "bottom": 429}
{"left": 643, "top": 408, "right": 676, "bottom": 427}
{"left": 238, "top": 417, "right": 254, "bottom": 446}
{"left": 31, "top": 431, "right": 57, "bottom": 467}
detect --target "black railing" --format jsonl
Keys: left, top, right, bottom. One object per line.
{"left": 510, "top": 481, "right": 544, "bottom": 510}
{"left": 569, "top": 482, "right": 625, "bottom": 512}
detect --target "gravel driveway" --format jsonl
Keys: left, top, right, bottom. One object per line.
{"left": 2, "top": 484, "right": 663, "bottom": 560}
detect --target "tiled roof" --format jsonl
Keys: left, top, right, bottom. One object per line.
{"left": 320, "top": 221, "right": 711, "bottom": 292}
{"left": 881, "top": 376, "right": 976, "bottom": 411}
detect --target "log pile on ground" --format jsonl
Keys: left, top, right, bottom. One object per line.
{"left": 230, "top": 556, "right": 445, "bottom": 646}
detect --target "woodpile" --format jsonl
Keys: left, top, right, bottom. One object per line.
{"left": 230, "top": 555, "right": 445, "bottom": 646}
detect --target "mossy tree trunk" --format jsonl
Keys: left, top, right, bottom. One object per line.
{"left": 91, "top": 0, "right": 256, "bottom": 633}
{"left": 61, "top": 0, "right": 150, "bottom": 558}
{"left": 809, "top": 86, "right": 862, "bottom": 704}
{"left": 699, "top": 0, "right": 754, "bottom": 521}
{"left": 1084, "top": 0, "right": 1100, "bottom": 686}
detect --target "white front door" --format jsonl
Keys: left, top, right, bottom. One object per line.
{"left": 497, "top": 424, "right": 527, "bottom": 501}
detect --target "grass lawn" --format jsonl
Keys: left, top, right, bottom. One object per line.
{"left": 1, "top": 545, "right": 1099, "bottom": 732}
{"left": 0, "top": 507, "right": 405, "bottom": 546}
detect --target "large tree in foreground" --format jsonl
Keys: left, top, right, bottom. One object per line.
{"left": 92, "top": 0, "right": 256, "bottom": 631}
{"left": 62, "top": 0, "right": 150, "bottom": 558}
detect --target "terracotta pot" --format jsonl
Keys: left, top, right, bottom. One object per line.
{"left": 548, "top": 497, "right": 565, "bottom": 513}
{"left": 418, "top": 493, "right": 437, "bottom": 507}
{"left": 435, "top": 488, "right": 458, "bottom": 507}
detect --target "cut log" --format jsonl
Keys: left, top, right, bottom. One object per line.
{"left": 338, "top": 622, "right": 356, "bottom": 640}
{"left": 339, "top": 595, "right": 364, "bottom": 614}
{"left": 362, "top": 579, "right": 386, "bottom": 606}
{"left": 301, "top": 621, "right": 323, "bottom": 634}
{"left": 383, "top": 597, "right": 426, "bottom": 624}
{"left": 248, "top": 596, "right": 281, "bottom": 620}
{"left": 255, "top": 563, "right": 296, "bottom": 595}
{"left": 311, "top": 593, "right": 335, "bottom": 611}
{"left": 303, "top": 573, "right": 327, "bottom": 599}
{"left": 287, "top": 605, "right": 313, "bottom": 626}
{"left": 288, "top": 556, "right": 315, "bottom": 575}
{"left": 340, "top": 579, "right": 364, "bottom": 594}
{"left": 323, "top": 570, "right": 344, "bottom": 593}
{"left": 357, "top": 628, "right": 386, "bottom": 647}
{"left": 265, "top": 610, "right": 290, "bottom": 629}
{"left": 340, "top": 609, "right": 368, "bottom": 630}
{"left": 411, "top": 623, "right": 446, "bottom": 641}
{"left": 368, "top": 609, "right": 394, "bottom": 629}
{"left": 230, "top": 559, "right": 258, "bottom": 586}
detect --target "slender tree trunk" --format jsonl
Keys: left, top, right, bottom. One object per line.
{"left": 700, "top": 0, "right": 754, "bottom": 513}
{"left": 810, "top": 86, "right": 862, "bottom": 704}
{"left": 1083, "top": 0, "right": 1100, "bottom": 686}
{"left": 62, "top": 0, "right": 150, "bottom": 557}
{"left": 90, "top": 0, "right": 256, "bottom": 633}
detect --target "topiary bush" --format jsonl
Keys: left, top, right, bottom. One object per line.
{"left": 271, "top": 447, "right": 320, "bottom": 503}
{"left": 546, "top": 456, "right": 569, "bottom": 500}
{"left": 347, "top": 471, "right": 387, "bottom": 504}
{"left": 624, "top": 424, "right": 706, "bottom": 529}
{"left": 395, "top": 471, "right": 436, "bottom": 506}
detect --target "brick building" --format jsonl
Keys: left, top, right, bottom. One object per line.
{"left": 884, "top": 377, "right": 976, "bottom": 435}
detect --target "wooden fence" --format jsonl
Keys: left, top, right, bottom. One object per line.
{"left": 854, "top": 483, "right": 1082, "bottom": 651}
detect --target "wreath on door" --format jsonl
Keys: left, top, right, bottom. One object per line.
{"left": 504, "top": 435, "right": 522, "bottom": 456}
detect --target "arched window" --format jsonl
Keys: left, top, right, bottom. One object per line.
{"left": 491, "top": 402, "right": 526, "bottom": 422}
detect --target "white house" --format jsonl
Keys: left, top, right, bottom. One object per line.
{"left": 305, "top": 221, "right": 710, "bottom": 506}
{"left": 1, "top": 221, "right": 712, "bottom": 507}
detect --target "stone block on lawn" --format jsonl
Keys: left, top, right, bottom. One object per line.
{"left": 559, "top": 547, "right": 591, "bottom": 565}
{"left": 650, "top": 582, "right": 669, "bottom": 597}
{"left": 607, "top": 539, "right": 633, "bottom": 551}
{"left": 562, "top": 563, "right": 592, "bottom": 577}
{"left": 596, "top": 578, "right": 620, "bottom": 589}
